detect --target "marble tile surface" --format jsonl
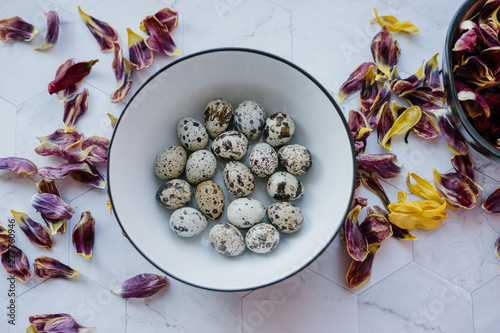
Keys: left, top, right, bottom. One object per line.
{"left": 0, "top": 0, "right": 499, "bottom": 332}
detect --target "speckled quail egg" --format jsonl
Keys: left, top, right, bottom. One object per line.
{"left": 263, "top": 112, "right": 295, "bottom": 147}
{"left": 267, "top": 171, "right": 304, "bottom": 201}
{"left": 245, "top": 224, "right": 280, "bottom": 254}
{"left": 211, "top": 131, "right": 248, "bottom": 161}
{"left": 177, "top": 117, "right": 209, "bottom": 151}
{"left": 234, "top": 100, "right": 266, "bottom": 139}
{"left": 278, "top": 144, "right": 312, "bottom": 175}
{"left": 154, "top": 145, "right": 187, "bottom": 180}
{"left": 223, "top": 161, "right": 255, "bottom": 198}
{"left": 267, "top": 202, "right": 303, "bottom": 233}
{"left": 204, "top": 98, "right": 233, "bottom": 137}
{"left": 248, "top": 143, "right": 278, "bottom": 178}
{"left": 156, "top": 179, "right": 192, "bottom": 209}
{"left": 170, "top": 207, "right": 208, "bottom": 237}
{"left": 185, "top": 150, "right": 217, "bottom": 185}
{"left": 194, "top": 180, "right": 225, "bottom": 220}
{"left": 227, "top": 198, "right": 266, "bottom": 228}
{"left": 209, "top": 223, "right": 245, "bottom": 256}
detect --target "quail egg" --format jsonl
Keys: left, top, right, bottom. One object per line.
{"left": 156, "top": 179, "right": 192, "bottom": 209}
{"left": 204, "top": 98, "right": 233, "bottom": 137}
{"left": 209, "top": 223, "right": 245, "bottom": 256}
{"left": 153, "top": 145, "right": 187, "bottom": 180}
{"left": 263, "top": 112, "right": 295, "bottom": 147}
{"left": 267, "top": 171, "right": 304, "bottom": 201}
{"left": 170, "top": 207, "right": 208, "bottom": 237}
{"left": 245, "top": 224, "right": 280, "bottom": 254}
{"left": 278, "top": 144, "right": 312, "bottom": 175}
{"left": 185, "top": 150, "right": 217, "bottom": 185}
{"left": 248, "top": 143, "right": 278, "bottom": 178}
{"left": 223, "top": 161, "right": 255, "bottom": 197}
{"left": 267, "top": 202, "right": 303, "bottom": 233}
{"left": 211, "top": 131, "right": 248, "bottom": 160}
{"left": 234, "top": 100, "right": 266, "bottom": 139}
{"left": 177, "top": 117, "right": 209, "bottom": 151}
{"left": 227, "top": 198, "right": 266, "bottom": 228}
{"left": 194, "top": 180, "right": 225, "bottom": 220}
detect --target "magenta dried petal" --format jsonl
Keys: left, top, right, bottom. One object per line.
{"left": 338, "top": 62, "right": 376, "bottom": 103}
{"left": 454, "top": 55, "right": 496, "bottom": 88}
{"left": 344, "top": 206, "right": 369, "bottom": 262}
{"left": 348, "top": 109, "right": 370, "bottom": 133}
{"left": 371, "top": 25, "right": 400, "bottom": 78}
{"left": 1, "top": 245, "right": 33, "bottom": 283}
{"left": 350, "top": 195, "right": 368, "bottom": 211}
{"left": 63, "top": 89, "right": 89, "bottom": 130}
{"left": 389, "top": 66, "right": 425, "bottom": 94}
{"left": 366, "top": 83, "right": 391, "bottom": 128}
{"left": 35, "top": 11, "right": 59, "bottom": 50}
{"left": 127, "top": 28, "right": 154, "bottom": 71}
{"left": 11, "top": 211, "right": 53, "bottom": 250}
{"left": 357, "top": 153, "right": 401, "bottom": 179}
{"left": 78, "top": 6, "right": 119, "bottom": 52}
{"left": 0, "top": 157, "right": 37, "bottom": 177}
{"left": 151, "top": 7, "right": 178, "bottom": 32}
{"left": 376, "top": 102, "right": 394, "bottom": 146}
{"left": 36, "top": 179, "right": 67, "bottom": 235}
{"left": 399, "top": 86, "right": 446, "bottom": 112}
{"left": 424, "top": 53, "right": 441, "bottom": 89}
{"left": 0, "top": 224, "right": 10, "bottom": 255}
{"left": 359, "top": 66, "right": 379, "bottom": 115}
{"left": 433, "top": 109, "right": 469, "bottom": 156}
{"left": 29, "top": 313, "right": 95, "bottom": 332}
{"left": 69, "top": 161, "right": 106, "bottom": 188}
{"left": 37, "top": 129, "right": 83, "bottom": 149}
{"left": 479, "top": 46, "right": 500, "bottom": 76}
{"left": 82, "top": 136, "right": 109, "bottom": 163}
{"left": 346, "top": 251, "right": 376, "bottom": 289}
{"left": 110, "top": 273, "right": 168, "bottom": 298}
{"left": 495, "top": 237, "right": 500, "bottom": 258}
{"left": 31, "top": 193, "right": 74, "bottom": 220}
{"left": 35, "top": 142, "right": 92, "bottom": 163}
{"left": 359, "top": 171, "right": 391, "bottom": 207}
{"left": 72, "top": 211, "right": 95, "bottom": 260}
{"left": 451, "top": 153, "right": 475, "bottom": 180}
{"left": 0, "top": 16, "right": 37, "bottom": 42}
{"left": 48, "top": 59, "right": 98, "bottom": 99}
{"left": 373, "top": 205, "right": 417, "bottom": 240}
{"left": 483, "top": 187, "right": 500, "bottom": 213}
{"left": 456, "top": 81, "right": 491, "bottom": 118}
{"left": 433, "top": 169, "right": 481, "bottom": 209}
{"left": 453, "top": 21, "right": 478, "bottom": 52}
{"left": 360, "top": 214, "right": 393, "bottom": 245}
{"left": 33, "top": 256, "right": 78, "bottom": 279}
{"left": 38, "top": 162, "right": 92, "bottom": 180}
{"left": 143, "top": 16, "right": 180, "bottom": 56}
{"left": 479, "top": 23, "right": 500, "bottom": 48}
{"left": 110, "top": 57, "right": 133, "bottom": 103}
{"left": 412, "top": 110, "right": 440, "bottom": 139}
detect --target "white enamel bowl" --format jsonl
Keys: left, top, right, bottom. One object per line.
{"left": 108, "top": 48, "right": 356, "bottom": 291}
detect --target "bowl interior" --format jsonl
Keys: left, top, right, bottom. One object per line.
{"left": 108, "top": 49, "right": 356, "bottom": 291}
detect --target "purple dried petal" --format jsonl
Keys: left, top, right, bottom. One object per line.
{"left": 37, "top": 161, "right": 106, "bottom": 188}
{"left": 376, "top": 102, "right": 395, "bottom": 146}
{"left": 346, "top": 250, "right": 376, "bottom": 289}
{"left": 433, "top": 109, "right": 469, "bottom": 155}
{"left": 424, "top": 53, "right": 441, "bottom": 89}
{"left": 366, "top": 83, "right": 391, "bottom": 128}
{"left": 35, "top": 11, "right": 59, "bottom": 50}
{"left": 371, "top": 25, "right": 400, "bottom": 78}
{"left": 0, "top": 224, "right": 10, "bottom": 255}
{"left": 454, "top": 56, "right": 496, "bottom": 88}
{"left": 412, "top": 110, "right": 440, "bottom": 139}
{"left": 35, "top": 142, "right": 92, "bottom": 163}
{"left": 359, "top": 66, "right": 379, "bottom": 115}
{"left": 72, "top": 211, "right": 95, "bottom": 260}
{"left": 29, "top": 313, "right": 95, "bottom": 333}
{"left": 344, "top": 205, "right": 369, "bottom": 262}
{"left": 69, "top": 161, "right": 106, "bottom": 188}
{"left": 63, "top": 89, "right": 89, "bottom": 130}
{"left": 399, "top": 86, "right": 446, "bottom": 112}
{"left": 357, "top": 153, "right": 401, "bottom": 179}
{"left": 348, "top": 109, "right": 370, "bottom": 133}
{"left": 1, "top": 245, "right": 33, "bottom": 283}
{"left": 483, "top": 187, "right": 500, "bottom": 213}
{"left": 0, "top": 16, "right": 37, "bottom": 42}
{"left": 360, "top": 213, "right": 393, "bottom": 245}
{"left": 373, "top": 205, "right": 417, "bottom": 240}
{"left": 37, "top": 129, "right": 83, "bottom": 149}
{"left": 451, "top": 153, "right": 475, "bottom": 180}
{"left": 338, "top": 62, "right": 376, "bottom": 103}
{"left": 147, "top": 7, "right": 178, "bottom": 32}
{"left": 82, "top": 136, "right": 109, "bottom": 164}
{"left": 110, "top": 56, "right": 133, "bottom": 103}
{"left": 48, "top": 59, "right": 98, "bottom": 100}
{"left": 143, "top": 15, "right": 180, "bottom": 56}
{"left": 480, "top": 46, "right": 500, "bottom": 76}
{"left": 433, "top": 169, "right": 481, "bottom": 209}
{"left": 495, "top": 237, "right": 500, "bottom": 259}
{"left": 350, "top": 195, "right": 368, "bottom": 211}
{"left": 127, "top": 28, "right": 154, "bottom": 71}
{"left": 33, "top": 256, "right": 78, "bottom": 279}
{"left": 456, "top": 81, "right": 491, "bottom": 118}
{"left": 359, "top": 170, "right": 391, "bottom": 207}
{"left": 36, "top": 179, "right": 67, "bottom": 235}
{"left": 110, "top": 273, "right": 168, "bottom": 298}
{"left": 78, "top": 6, "right": 119, "bottom": 52}
{"left": 0, "top": 157, "right": 37, "bottom": 177}
{"left": 10, "top": 211, "right": 53, "bottom": 250}
{"left": 453, "top": 20, "right": 478, "bottom": 52}
{"left": 479, "top": 23, "right": 500, "bottom": 48}
{"left": 390, "top": 65, "right": 425, "bottom": 94}
{"left": 31, "top": 193, "right": 74, "bottom": 220}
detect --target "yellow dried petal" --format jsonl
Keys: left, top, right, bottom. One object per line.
{"left": 371, "top": 8, "right": 419, "bottom": 34}
{"left": 406, "top": 172, "right": 445, "bottom": 203}
{"left": 380, "top": 106, "right": 422, "bottom": 150}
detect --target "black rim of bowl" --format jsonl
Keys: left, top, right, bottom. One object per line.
{"left": 443, "top": 0, "right": 500, "bottom": 159}
{"left": 107, "top": 47, "right": 357, "bottom": 292}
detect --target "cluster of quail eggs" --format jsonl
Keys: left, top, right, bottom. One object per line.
{"left": 153, "top": 98, "right": 312, "bottom": 257}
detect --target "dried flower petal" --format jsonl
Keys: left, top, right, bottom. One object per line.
{"left": 37, "top": 129, "right": 83, "bottom": 149}
{"left": 31, "top": 193, "right": 74, "bottom": 220}
{"left": 0, "top": 157, "right": 37, "bottom": 177}
{"left": 359, "top": 171, "right": 391, "bottom": 207}
{"left": 357, "top": 153, "right": 401, "bottom": 179}
{"left": 1, "top": 245, "right": 33, "bottom": 283}
{"left": 35, "top": 141, "right": 92, "bottom": 163}
{"left": 451, "top": 153, "right": 475, "bottom": 180}
{"left": 454, "top": 56, "right": 496, "bottom": 88}
{"left": 78, "top": 6, "right": 119, "bottom": 52}
{"left": 0, "top": 224, "right": 10, "bottom": 255}
{"left": 0, "top": 16, "right": 37, "bottom": 41}
{"left": 390, "top": 65, "right": 425, "bottom": 95}
{"left": 399, "top": 86, "right": 446, "bottom": 113}
{"left": 380, "top": 105, "right": 422, "bottom": 150}
{"left": 424, "top": 53, "right": 441, "bottom": 89}
{"left": 35, "top": 11, "right": 59, "bottom": 50}
{"left": 108, "top": 113, "right": 117, "bottom": 129}
{"left": 344, "top": 206, "right": 369, "bottom": 262}
{"left": 69, "top": 161, "right": 106, "bottom": 188}
{"left": 346, "top": 250, "right": 376, "bottom": 289}
{"left": 36, "top": 179, "right": 67, "bottom": 235}
{"left": 483, "top": 187, "right": 500, "bottom": 213}
{"left": 38, "top": 161, "right": 106, "bottom": 188}
{"left": 453, "top": 20, "right": 478, "bottom": 52}
{"left": 142, "top": 15, "right": 180, "bottom": 56}
{"left": 33, "top": 256, "right": 78, "bottom": 279}
{"left": 411, "top": 111, "right": 440, "bottom": 139}
{"left": 48, "top": 59, "right": 98, "bottom": 98}
{"left": 72, "top": 211, "right": 95, "bottom": 260}
{"left": 373, "top": 205, "right": 417, "bottom": 240}
{"left": 406, "top": 172, "right": 446, "bottom": 203}
{"left": 433, "top": 109, "right": 469, "bottom": 155}
{"left": 63, "top": 89, "right": 89, "bottom": 131}
{"left": 376, "top": 102, "right": 394, "bottom": 145}
{"left": 82, "top": 136, "right": 109, "bottom": 164}
{"left": 29, "top": 313, "right": 96, "bottom": 333}
{"left": 360, "top": 213, "right": 393, "bottom": 245}
{"left": 432, "top": 169, "right": 481, "bottom": 209}
{"left": 338, "top": 62, "right": 376, "bottom": 103}
{"left": 371, "top": 25, "right": 401, "bottom": 78}
{"left": 110, "top": 273, "right": 168, "bottom": 298}
{"left": 456, "top": 82, "right": 491, "bottom": 118}
{"left": 127, "top": 28, "right": 154, "bottom": 70}
{"left": 371, "top": 8, "right": 419, "bottom": 34}
{"left": 141, "top": 7, "right": 179, "bottom": 33}
{"left": 110, "top": 48, "right": 133, "bottom": 103}
{"left": 495, "top": 237, "right": 500, "bottom": 259}
{"left": 11, "top": 211, "right": 53, "bottom": 250}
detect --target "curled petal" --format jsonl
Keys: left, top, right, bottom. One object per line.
{"left": 35, "top": 11, "right": 59, "bottom": 50}
{"left": 37, "top": 161, "right": 106, "bottom": 188}
{"left": 389, "top": 65, "right": 424, "bottom": 94}
{"left": 110, "top": 273, "right": 168, "bottom": 298}
{"left": 70, "top": 161, "right": 106, "bottom": 188}
{"left": 35, "top": 142, "right": 92, "bottom": 163}
{"left": 411, "top": 111, "right": 440, "bottom": 139}
{"left": 72, "top": 211, "right": 95, "bottom": 260}
{"left": 37, "top": 129, "right": 83, "bottom": 149}
{"left": 338, "top": 62, "right": 376, "bottom": 103}
{"left": 108, "top": 113, "right": 117, "bottom": 129}
{"left": 82, "top": 136, "right": 109, "bottom": 163}
{"left": 41, "top": 216, "right": 66, "bottom": 236}
{"left": 11, "top": 211, "right": 53, "bottom": 250}
{"left": 495, "top": 237, "right": 500, "bottom": 259}
{"left": 424, "top": 53, "right": 441, "bottom": 89}
{"left": 33, "top": 256, "right": 78, "bottom": 279}
{"left": 433, "top": 109, "right": 469, "bottom": 155}
{"left": 31, "top": 193, "right": 74, "bottom": 220}
{"left": 483, "top": 187, "right": 500, "bottom": 213}
{"left": 63, "top": 89, "right": 89, "bottom": 131}
{"left": 453, "top": 20, "right": 478, "bottom": 52}
{"left": 371, "top": 8, "right": 419, "bottom": 34}
{"left": 0, "top": 157, "right": 37, "bottom": 177}
{"left": 357, "top": 153, "right": 401, "bottom": 179}
{"left": 143, "top": 15, "right": 180, "bottom": 56}
{"left": 371, "top": 25, "right": 400, "bottom": 78}
{"left": 406, "top": 172, "right": 446, "bottom": 203}
{"left": 433, "top": 169, "right": 481, "bottom": 209}
{"left": 380, "top": 105, "right": 422, "bottom": 150}
{"left": 366, "top": 83, "right": 391, "bottom": 128}
{"left": 451, "top": 153, "right": 475, "bottom": 180}
{"left": 110, "top": 56, "right": 133, "bottom": 103}
{"left": 127, "top": 28, "right": 154, "bottom": 70}
{"left": 480, "top": 46, "right": 500, "bottom": 76}
{"left": 0, "top": 224, "right": 10, "bottom": 255}
{"left": 0, "top": 16, "right": 37, "bottom": 41}
{"left": 373, "top": 205, "right": 417, "bottom": 240}
{"left": 348, "top": 109, "right": 370, "bottom": 133}
{"left": 359, "top": 66, "right": 379, "bottom": 113}
{"left": 48, "top": 59, "right": 98, "bottom": 98}
{"left": 141, "top": 7, "right": 179, "bottom": 33}
{"left": 360, "top": 213, "right": 393, "bottom": 245}
{"left": 359, "top": 170, "right": 391, "bottom": 207}
{"left": 456, "top": 81, "right": 490, "bottom": 118}
{"left": 36, "top": 179, "right": 67, "bottom": 235}
{"left": 400, "top": 86, "right": 446, "bottom": 113}
{"left": 454, "top": 56, "right": 496, "bottom": 88}
{"left": 346, "top": 251, "right": 376, "bottom": 289}
{"left": 78, "top": 6, "right": 119, "bottom": 52}
{"left": 344, "top": 206, "right": 369, "bottom": 262}
{"left": 29, "top": 313, "right": 96, "bottom": 333}
{"left": 1, "top": 245, "right": 33, "bottom": 283}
